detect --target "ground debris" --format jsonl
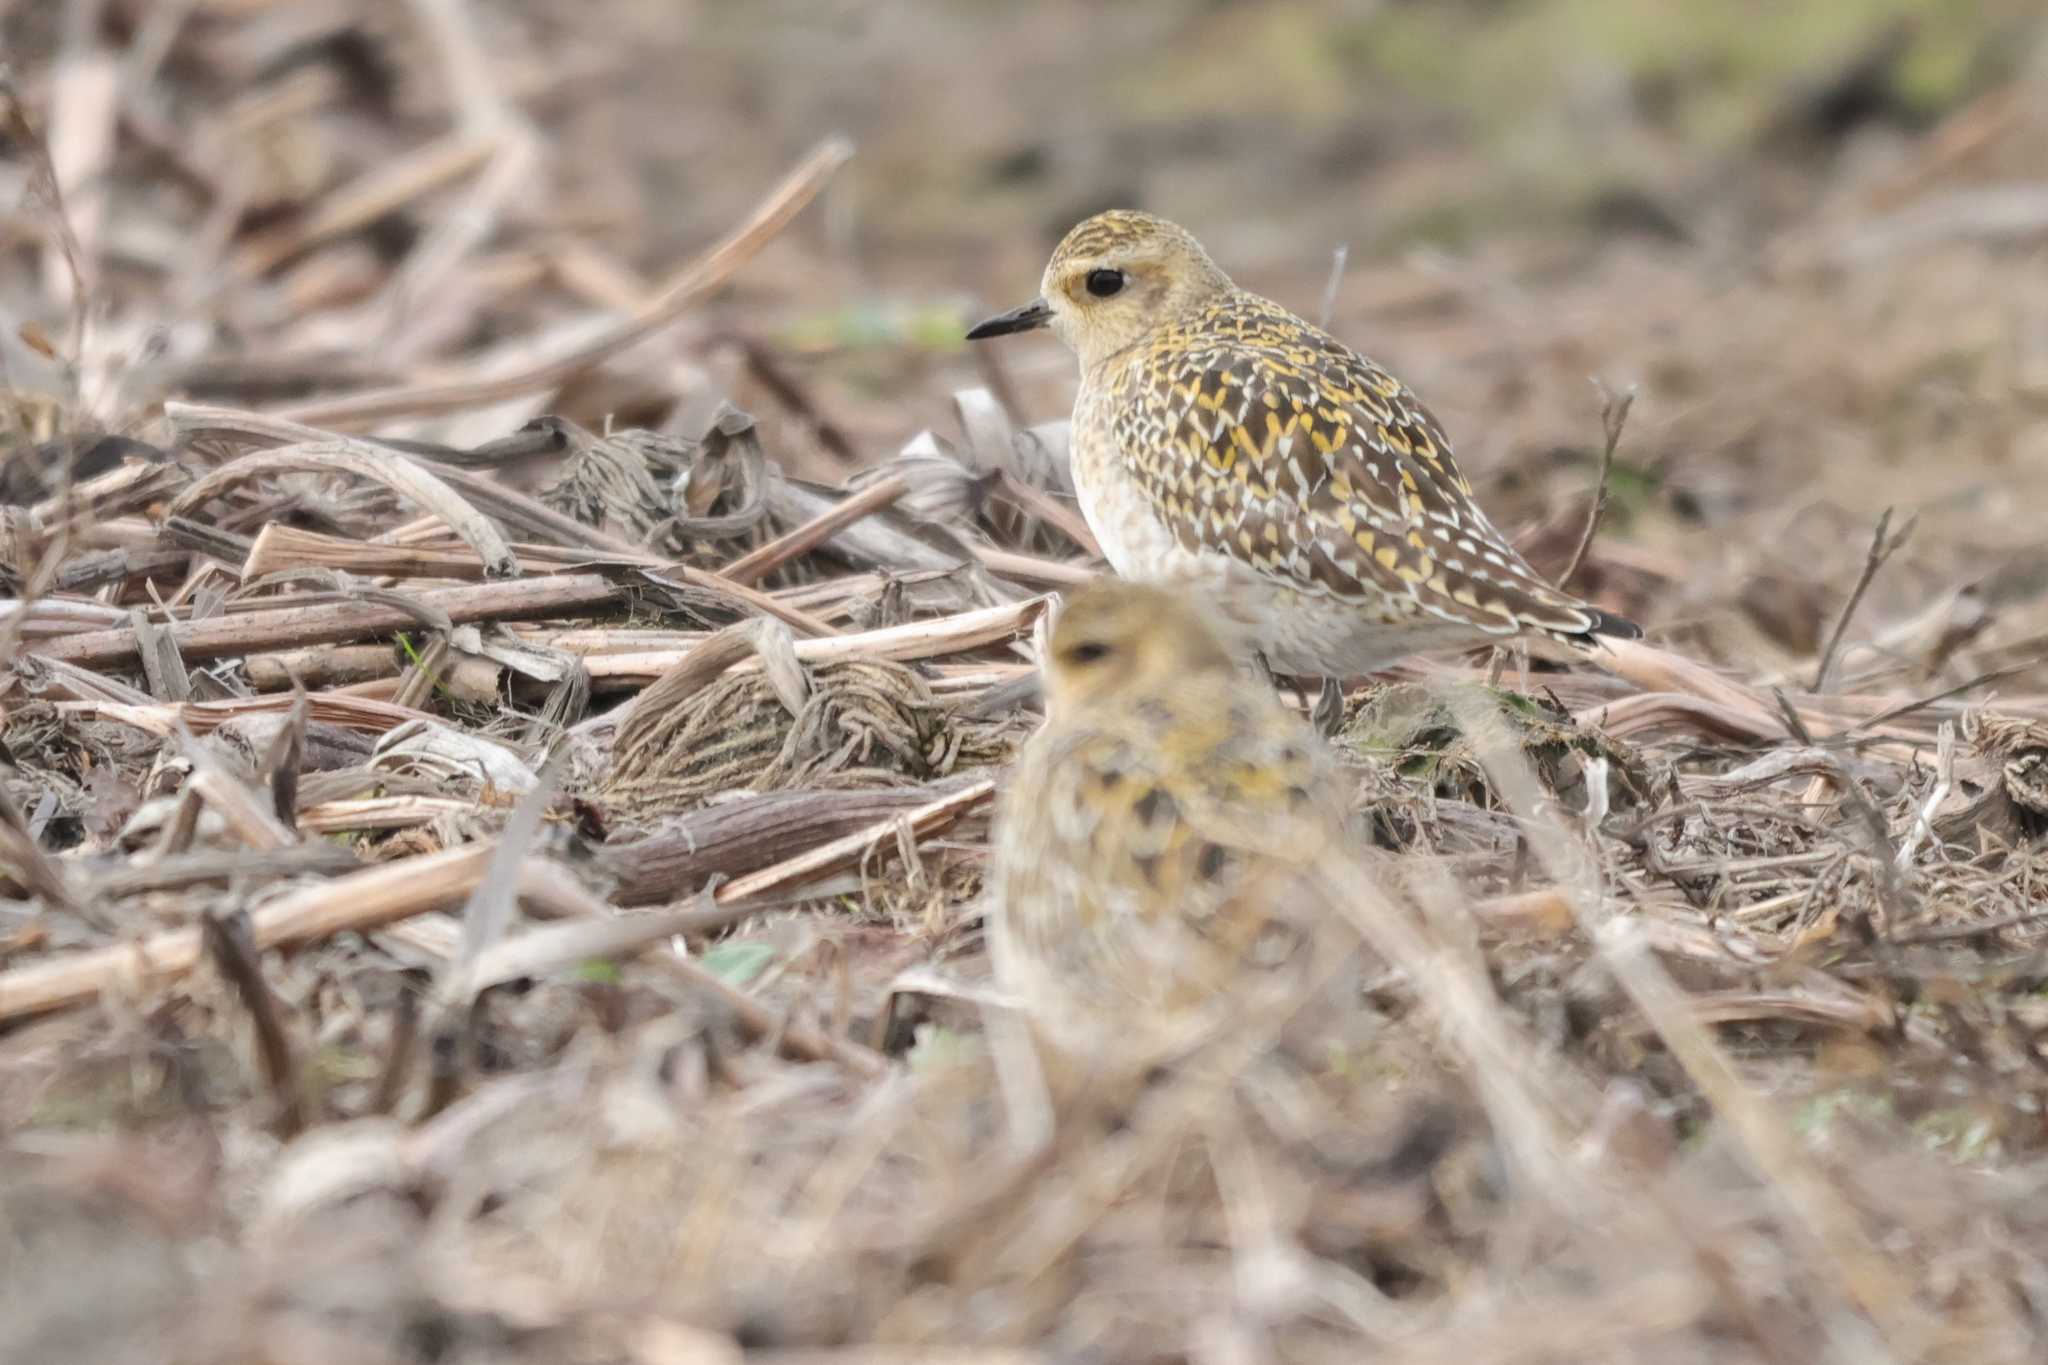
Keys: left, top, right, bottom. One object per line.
{"left": 3, "top": 3, "right": 2048, "bottom": 1360}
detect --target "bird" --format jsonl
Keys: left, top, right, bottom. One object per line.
{"left": 987, "top": 577, "right": 1354, "bottom": 1049}
{"left": 966, "top": 210, "right": 1640, "bottom": 678}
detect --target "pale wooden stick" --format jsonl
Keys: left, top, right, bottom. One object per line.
{"left": 0, "top": 844, "right": 495, "bottom": 1021}
{"left": 972, "top": 547, "right": 1096, "bottom": 588}
{"left": 579, "top": 598, "right": 1047, "bottom": 685}
{"left": 58, "top": 692, "right": 431, "bottom": 737}
{"left": 989, "top": 471, "right": 1102, "bottom": 559}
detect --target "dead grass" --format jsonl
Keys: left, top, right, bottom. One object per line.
{"left": 3, "top": 3, "right": 2048, "bottom": 1363}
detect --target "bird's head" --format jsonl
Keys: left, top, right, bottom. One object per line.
{"left": 966, "top": 211, "right": 1233, "bottom": 370}
{"left": 1042, "top": 577, "right": 1240, "bottom": 718}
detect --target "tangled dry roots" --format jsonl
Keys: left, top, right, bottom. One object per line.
{"left": 599, "top": 658, "right": 1025, "bottom": 819}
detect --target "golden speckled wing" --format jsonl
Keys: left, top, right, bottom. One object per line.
{"left": 990, "top": 695, "right": 1346, "bottom": 1015}
{"left": 1105, "top": 291, "right": 1607, "bottom": 638}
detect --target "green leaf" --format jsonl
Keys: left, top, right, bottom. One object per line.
{"left": 700, "top": 940, "right": 777, "bottom": 986}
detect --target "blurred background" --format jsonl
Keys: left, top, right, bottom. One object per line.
{"left": 7, "top": 0, "right": 2048, "bottom": 686}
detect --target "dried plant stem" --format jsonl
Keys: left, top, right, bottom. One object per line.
{"left": 234, "top": 133, "right": 497, "bottom": 278}
{"left": 272, "top": 136, "right": 854, "bottom": 428}
{"left": 722, "top": 474, "right": 911, "bottom": 585}
{"left": 1317, "top": 850, "right": 1595, "bottom": 1210}
{"left": 657, "top": 951, "right": 891, "bottom": 1077}
{"left": 166, "top": 402, "right": 647, "bottom": 554}
{"left": 581, "top": 597, "right": 1048, "bottom": 686}
{"left": 1812, "top": 506, "right": 1916, "bottom": 692}
{"left": 0, "top": 843, "right": 495, "bottom": 1021}
{"left": 989, "top": 471, "right": 1103, "bottom": 559}
{"left": 1446, "top": 689, "right": 1920, "bottom": 1356}
{"left": 59, "top": 693, "right": 429, "bottom": 738}
{"left": 1559, "top": 379, "right": 1634, "bottom": 589}
{"left": 0, "top": 777, "right": 994, "bottom": 1027}
{"left": 171, "top": 439, "right": 521, "bottom": 577}
{"left": 31, "top": 573, "right": 623, "bottom": 668}
{"left": 974, "top": 546, "right": 1097, "bottom": 587}
{"left": 1317, "top": 241, "right": 1349, "bottom": 330}
{"left": 200, "top": 910, "right": 306, "bottom": 1136}
{"left": 35, "top": 48, "right": 113, "bottom": 326}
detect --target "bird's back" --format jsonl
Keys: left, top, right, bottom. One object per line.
{"left": 1080, "top": 285, "right": 1639, "bottom": 664}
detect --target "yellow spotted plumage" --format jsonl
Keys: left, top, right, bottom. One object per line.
{"left": 988, "top": 579, "right": 1351, "bottom": 1047}
{"left": 968, "top": 211, "right": 1640, "bottom": 676}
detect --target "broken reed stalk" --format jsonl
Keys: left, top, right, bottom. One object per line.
{"left": 242, "top": 524, "right": 535, "bottom": 581}
{"left": 28, "top": 573, "right": 623, "bottom": 667}
{"left": 270, "top": 136, "right": 854, "bottom": 428}
{"left": 0, "top": 774, "right": 994, "bottom": 1027}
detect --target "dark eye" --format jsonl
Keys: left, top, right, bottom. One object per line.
{"left": 1084, "top": 268, "right": 1125, "bottom": 298}
{"left": 1067, "top": 640, "right": 1112, "bottom": 665}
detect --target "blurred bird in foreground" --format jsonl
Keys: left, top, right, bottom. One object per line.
{"left": 967, "top": 211, "right": 1640, "bottom": 677}
{"left": 988, "top": 578, "right": 1355, "bottom": 1050}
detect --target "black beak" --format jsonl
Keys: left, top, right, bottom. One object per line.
{"left": 965, "top": 297, "right": 1052, "bottom": 340}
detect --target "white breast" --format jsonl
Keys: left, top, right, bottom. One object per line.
{"left": 1066, "top": 382, "right": 1489, "bottom": 677}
